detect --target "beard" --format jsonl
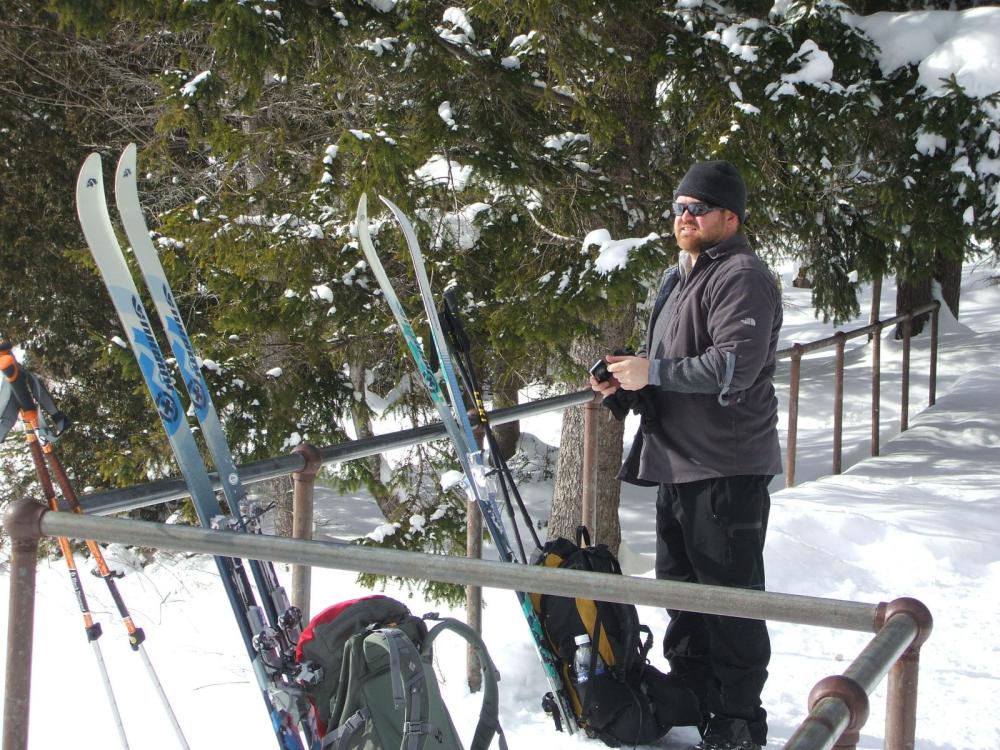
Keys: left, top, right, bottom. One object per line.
{"left": 674, "top": 220, "right": 729, "bottom": 253}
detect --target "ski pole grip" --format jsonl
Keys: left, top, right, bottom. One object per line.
{"left": 0, "top": 344, "right": 39, "bottom": 415}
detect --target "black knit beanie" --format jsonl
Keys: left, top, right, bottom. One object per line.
{"left": 674, "top": 160, "right": 747, "bottom": 223}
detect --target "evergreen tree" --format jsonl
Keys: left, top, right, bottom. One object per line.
{"left": 7, "top": 1, "right": 998, "bottom": 572}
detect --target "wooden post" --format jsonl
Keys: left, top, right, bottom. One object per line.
{"left": 581, "top": 394, "right": 600, "bottom": 537}
{"left": 2, "top": 499, "right": 46, "bottom": 750}
{"left": 786, "top": 345, "right": 803, "bottom": 488}
{"left": 291, "top": 442, "right": 321, "bottom": 623}
{"left": 466, "top": 415, "right": 485, "bottom": 692}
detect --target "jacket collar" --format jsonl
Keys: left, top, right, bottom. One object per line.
{"left": 703, "top": 232, "right": 751, "bottom": 261}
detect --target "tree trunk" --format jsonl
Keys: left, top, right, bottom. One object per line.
{"left": 548, "top": 310, "right": 635, "bottom": 554}
{"left": 894, "top": 272, "right": 932, "bottom": 339}
{"left": 490, "top": 372, "right": 522, "bottom": 461}
{"left": 934, "top": 250, "right": 962, "bottom": 319}
{"left": 348, "top": 358, "right": 402, "bottom": 520}
{"left": 258, "top": 475, "right": 294, "bottom": 537}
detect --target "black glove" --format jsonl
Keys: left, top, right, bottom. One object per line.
{"left": 601, "top": 386, "right": 662, "bottom": 437}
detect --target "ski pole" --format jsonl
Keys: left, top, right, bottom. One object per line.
{"left": 0, "top": 343, "right": 190, "bottom": 750}
{"left": 0, "top": 344, "right": 130, "bottom": 749}
{"left": 439, "top": 287, "right": 543, "bottom": 553}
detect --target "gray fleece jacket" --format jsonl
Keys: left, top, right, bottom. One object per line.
{"left": 619, "top": 233, "right": 783, "bottom": 485}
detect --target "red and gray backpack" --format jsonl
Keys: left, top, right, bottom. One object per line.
{"left": 295, "top": 595, "right": 506, "bottom": 750}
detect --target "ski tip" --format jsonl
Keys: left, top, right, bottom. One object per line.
{"left": 379, "top": 195, "right": 408, "bottom": 228}
{"left": 76, "top": 152, "right": 103, "bottom": 194}
{"left": 117, "top": 142, "right": 137, "bottom": 181}
{"left": 356, "top": 193, "right": 369, "bottom": 240}
{"left": 379, "top": 195, "right": 419, "bottom": 243}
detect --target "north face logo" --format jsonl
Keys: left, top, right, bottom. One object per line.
{"left": 741, "top": 317, "right": 756, "bottom": 326}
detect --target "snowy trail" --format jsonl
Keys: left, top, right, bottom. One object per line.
{"left": 1, "top": 263, "right": 999, "bottom": 748}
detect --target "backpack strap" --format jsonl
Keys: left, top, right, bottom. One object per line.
{"left": 324, "top": 627, "right": 436, "bottom": 750}
{"left": 423, "top": 618, "right": 508, "bottom": 750}
{"left": 326, "top": 631, "right": 366, "bottom": 735}
{"left": 637, "top": 624, "right": 654, "bottom": 662}
{"left": 322, "top": 708, "right": 369, "bottom": 750}
{"left": 382, "top": 628, "right": 437, "bottom": 750}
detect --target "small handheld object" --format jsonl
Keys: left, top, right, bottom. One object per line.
{"left": 589, "top": 358, "right": 612, "bottom": 383}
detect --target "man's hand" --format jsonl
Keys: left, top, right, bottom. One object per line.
{"left": 606, "top": 354, "right": 649, "bottom": 391}
{"left": 590, "top": 369, "right": 619, "bottom": 397}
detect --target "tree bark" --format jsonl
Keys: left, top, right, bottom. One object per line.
{"left": 548, "top": 310, "right": 635, "bottom": 554}
{"left": 934, "top": 251, "right": 962, "bottom": 319}
{"left": 894, "top": 272, "right": 932, "bottom": 339}
{"left": 348, "top": 358, "right": 402, "bottom": 520}
{"left": 259, "top": 475, "right": 294, "bottom": 538}
{"left": 490, "top": 373, "right": 522, "bottom": 461}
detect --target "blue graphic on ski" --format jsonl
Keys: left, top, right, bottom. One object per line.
{"left": 76, "top": 151, "right": 308, "bottom": 750}
{"left": 113, "top": 145, "right": 297, "bottom": 633}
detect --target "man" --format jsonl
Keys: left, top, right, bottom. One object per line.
{"left": 591, "top": 160, "right": 782, "bottom": 750}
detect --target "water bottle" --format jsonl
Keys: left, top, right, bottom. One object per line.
{"left": 573, "top": 633, "right": 605, "bottom": 683}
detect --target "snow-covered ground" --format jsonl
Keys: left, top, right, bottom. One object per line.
{"left": 1, "top": 258, "right": 998, "bottom": 750}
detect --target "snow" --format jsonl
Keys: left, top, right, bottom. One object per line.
{"left": 5, "top": 5, "right": 1000, "bottom": 747}
{"left": 583, "top": 228, "right": 660, "bottom": 274}
{"left": 310, "top": 284, "right": 334, "bottom": 303}
{"left": 3, "top": 260, "right": 999, "bottom": 749}
{"left": 852, "top": 8, "right": 1000, "bottom": 99}
{"left": 779, "top": 40, "right": 836, "bottom": 90}
{"left": 442, "top": 8, "right": 476, "bottom": 42}
{"left": 179, "top": 70, "right": 210, "bottom": 97}
{"left": 438, "top": 101, "right": 458, "bottom": 130}
{"left": 414, "top": 154, "right": 474, "bottom": 191}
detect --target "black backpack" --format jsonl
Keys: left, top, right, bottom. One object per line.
{"left": 530, "top": 529, "right": 702, "bottom": 746}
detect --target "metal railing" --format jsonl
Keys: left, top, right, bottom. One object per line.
{"left": 777, "top": 302, "right": 940, "bottom": 487}
{"left": 2, "top": 499, "right": 932, "bottom": 750}
{"left": 9, "top": 302, "right": 942, "bottom": 749}
{"left": 73, "top": 302, "right": 942, "bottom": 512}
{"left": 62, "top": 301, "right": 943, "bottom": 632}
{"left": 75, "top": 390, "right": 595, "bottom": 517}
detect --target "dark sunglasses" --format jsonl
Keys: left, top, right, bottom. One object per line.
{"left": 672, "top": 201, "right": 722, "bottom": 218}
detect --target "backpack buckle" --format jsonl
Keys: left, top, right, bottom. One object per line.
{"left": 403, "top": 721, "right": 429, "bottom": 737}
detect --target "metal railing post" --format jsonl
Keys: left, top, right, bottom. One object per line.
{"left": 786, "top": 345, "right": 803, "bottom": 487}
{"left": 785, "top": 596, "right": 930, "bottom": 750}
{"left": 804, "top": 675, "right": 869, "bottom": 750}
{"left": 291, "top": 442, "right": 321, "bottom": 623}
{"left": 929, "top": 302, "right": 939, "bottom": 407}
{"left": 581, "top": 393, "right": 599, "bottom": 535}
{"left": 871, "top": 321, "right": 882, "bottom": 457}
{"left": 466, "top": 493, "right": 483, "bottom": 692}
{"left": 833, "top": 332, "right": 846, "bottom": 475}
{"left": 878, "top": 598, "right": 933, "bottom": 750}
{"left": 901, "top": 313, "right": 912, "bottom": 432}
{"left": 467, "top": 419, "right": 485, "bottom": 692}
{"left": 2, "top": 499, "right": 47, "bottom": 750}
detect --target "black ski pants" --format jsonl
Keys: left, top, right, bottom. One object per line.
{"left": 655, "top": 475, "right": 771, "bottom": 743}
